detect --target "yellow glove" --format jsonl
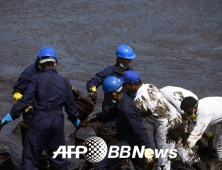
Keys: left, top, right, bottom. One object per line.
{"left": 13, "top": 92, "right": 23, "bottom": 102}
{"left": 144, "top": 148, "right": 154, "bottom": 162}
{"left": 89, "top": 86, "right": 97, "bottom": 92}
{"left": 25, "top": 106, "right": 33, "bottom": 114}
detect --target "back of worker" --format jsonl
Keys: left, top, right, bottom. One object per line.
{"left": 160, "top": 86, "right": 198, "bottom": 115}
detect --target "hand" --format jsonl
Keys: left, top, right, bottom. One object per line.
{"left": 84, "top": 114, "right": 98, "bottom": 126}
{"left": 0, "top": 113, "right": 13, "bottom": 131}
{"left": 25, "top": 106, "right": 33, "bottom": 115}
{"left": 144, "top": 148, "right": 154, "bottom": 163}
{"left": 13, "top": 92, "right": 23, "bottom": 102}
{"left": 73, "top": 118, "right": 84, "bottom": 130}
{"left": 72, "top": 86, "right": 81, "bottom": 99}
{"left": 88, "top": 86, "right": 97, "bottom": 104}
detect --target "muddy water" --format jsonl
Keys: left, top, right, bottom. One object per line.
{"left": 0, "top": 0, "right": 222, "bottom": 169}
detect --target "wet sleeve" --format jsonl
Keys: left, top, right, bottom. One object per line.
{"left": 10, "top": 76, "right": 37, "bottom": 119}
{"left": 124, "top": 105, "right": 151, "bottom": 148}
{"left": 13, "top": 72, "right": 30, "bottom": 94}
{"left": 64, "top": 80, "right": 79, "bottom": 123}
{"left": 187, "top": 111, "right": 213, "bottom": 148}
{"left": 86, "top": 67, "right": 108, "bottom": 91}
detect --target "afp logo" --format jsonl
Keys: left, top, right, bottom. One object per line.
{"left": 53, "top": 137, "right": 108, "bottom": 162}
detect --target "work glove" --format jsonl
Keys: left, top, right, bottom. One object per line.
{"left": 73, "top": 118, "right": 83, "bottom": 130}
{"left": 144, "top": 148, "right": 154, "bottom": 163}
{"left": 84, "top": 113, "right": 99, "bottom": 126}
{"left": 0, "top": 113, "right": 13, "bottom": 131}
{"left": 72, "top": 86, "right": 81, "bottom": 99}
{"left": 25, "top": 106, "right": 33, "bottom": 115}
{"left": 88, "top": 86, "right": 97, "bottom": 104}
{"left": 13, "top": 92, "right": 23, "bottom": 102}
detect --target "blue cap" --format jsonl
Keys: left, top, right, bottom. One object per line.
{"left": 120, "top": 70, "right": 140, "bottom": 83}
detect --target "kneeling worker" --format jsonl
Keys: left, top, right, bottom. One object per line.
{"left": 85, "top": 76, "right": 152, "bottom": 170}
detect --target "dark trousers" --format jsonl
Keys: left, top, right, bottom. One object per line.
{"left": 95, "top": 140, "right": 145, "bottom": 170}
{"left": 21, "top": 113, "right": 68, "bottom": 170}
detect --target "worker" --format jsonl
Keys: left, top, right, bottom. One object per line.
{"left": 12, "top": 46, "right": 81, "bottom": 146}
{"left": 85, "top": 76, "right": 152, "bottom": 170}
{"left": 180, "top": 96, "right": 222, "bottom": 160}
{"left": 121, "top": 70, "right": 205, "bottom": 170}
{"left": 0, "top": 46, "right": 82, "bottom": 170}
{"left": 86, "top": 44, "right": 136, "bottom": 112}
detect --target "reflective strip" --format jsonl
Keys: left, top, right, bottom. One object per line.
{"left": 114, "top": 86, "right": 122, "bottom": 92}
{"left": 39, "top": 58, "right": 56, "bottom": 64}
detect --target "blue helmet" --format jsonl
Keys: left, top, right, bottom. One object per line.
{"left": 38, "top": 46, "right": 57, "bottom": 64}
{"left": 103, "top": 76, "right": 123, "bottom": 93}
{"left": 115, "top": 44, "right": 136, "bottom": 59}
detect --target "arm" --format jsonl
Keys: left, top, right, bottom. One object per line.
{"left": 187, "top": 111, "right": 213, "bottom": 148}
{"left": 97, "top": 107, "right": 117, "bottom": 122}
{"left": 86, "top": 67, "right": 109, "bottom": 91}
{"left": 85, "top": 109, "right": 117, "bottom": 125}
{"left": 10, "top": 76, "right": 37, "bottom": 119}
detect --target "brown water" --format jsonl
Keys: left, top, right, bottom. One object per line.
{"left": 0, "top": 0, "right": 221, "bottom": 169}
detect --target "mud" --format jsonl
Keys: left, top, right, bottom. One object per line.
{"left": 0, "top": 0, "right": 222, "bottom": 169}
{"left": 166, "top": 119, "right": 188, "bottom": 147}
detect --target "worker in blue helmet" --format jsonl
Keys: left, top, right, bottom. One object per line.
{"left": 12, "top": 46, "right": 81, "bottom": 146}
{"left": 0, "top": 46, "right": 82, "bottom": 170}
{"left": 86, "top": 44, "right": 136, "bottom": 113}
{"left": 12, "top": 46, "right": 57, "bottom": 120}
{"left": 85, "top": 76, "right": 152, "bottom": 170}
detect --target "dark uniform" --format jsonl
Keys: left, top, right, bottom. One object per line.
{"left": 86, "top": 64, "right": 133, "bottom": 112}
{"left": 13, "top": 59, "right": 41, "bottom": 120}
{"left": 10, "top": 68, "right": 79, "bottom": 170}
{"left": 95, "top": 94, "right": 151, "bottom": 170}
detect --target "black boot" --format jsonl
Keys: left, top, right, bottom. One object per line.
{"left": 192, "top": 161, "right": 206, "bottom": 170}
